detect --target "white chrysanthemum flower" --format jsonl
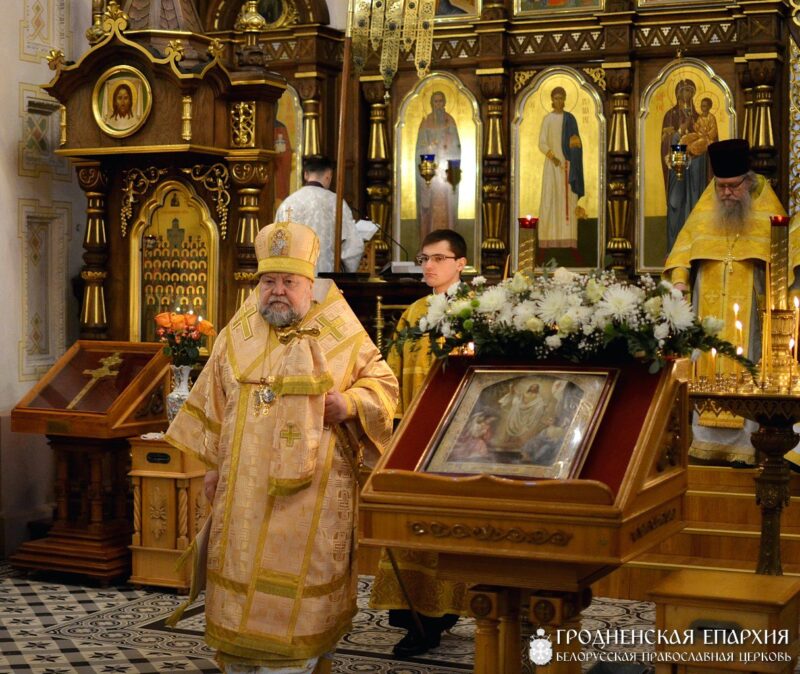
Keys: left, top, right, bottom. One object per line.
{"left": 512, "top": 300, "right": 537, "bottom": 330}
{"left": 586, "top": 278, "right": 605, "bottom": 303}
{"left": 509, "top": 272, "right": 530, "bottom": 294}
{"left": 525, "top": 316, "right": 545, "bottom": 333}
{"left": 597, "top": 285, "right": 641, "bottom": 322}
{"left": 644, "top": 296, "right": 663, "bottom": 320}
{"left": 701, "top": 316, "right": 725, "bottom": 336}
{"left": 472, "top": 275, "right": 487, "bottom": 286}
{"left": 440, "top": 322, "right": 453, "bottom": 338}
{"left": 654, "top": 322, "right": 670, "bottom": 340}
{"left": 419, "top": 317, "right": 428, "bottom": 331}
{"left": 497, "top": 305, "right": 514, "bottom": 327}
{"left": 662, "top": 294, "right": 695, "bottom": 331}
{"left": 545, "top": 334, "right": 562, "bottom": 348}
{"left": 553, "top": 267, "right": 577, "bottom": 285}
{"left": 536, "top": 288, "right": 570, "bottom": 324}
{"left": 445, "top": 282, "right": 461, "bottom": 297}
{"left": 475, "top": 286, "right": 508, "bottom": 314}
{"left": 425, "top": 293, "right": 450, "bottom": 327}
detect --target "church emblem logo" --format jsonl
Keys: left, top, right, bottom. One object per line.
{"left": 529, "top": 628, "right": 553, "bottom": 666}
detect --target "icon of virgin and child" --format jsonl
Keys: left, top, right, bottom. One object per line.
{"left": 447, "top": 375, "right": 584, "bottom": 467}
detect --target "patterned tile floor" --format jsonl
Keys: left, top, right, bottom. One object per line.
{"left": 0, "top": 566, "right": 661, "bottom": 674}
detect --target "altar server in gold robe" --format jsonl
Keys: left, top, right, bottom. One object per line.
{"left": 663, "top": 138, "right": 785, "bottom": 465}
{"left": 369, "top": 229, "right": 467, "bottom": 657}
{"left": 166, "top": 220, "right": 397, "bottom": 674}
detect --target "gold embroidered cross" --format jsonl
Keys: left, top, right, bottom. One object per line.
{"left": 703, "top": 289, "right": 721, "bottom": 307}
{"left": 231, "top": 304, "right": 258, "bottom": 340}
{"left": 280, "top": 423, "right": 302, "bottom": 446}
{"left": 66, "top": 352, "right": 123, "bottom": 410}
{"left": 318, "top": 315, "right": 345, "bottom": 341}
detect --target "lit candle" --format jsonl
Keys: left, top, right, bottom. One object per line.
{"left": 711, "top": 347, "right": 718, "bottom": 380}
{"left": 735, "top": 320, "right": 743, "bottom": 351}
{"left": 790, "top": 338, "right": 796, "bottom": 390}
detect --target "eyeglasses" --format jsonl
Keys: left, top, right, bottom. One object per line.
{"left": 415, "top": 254, "right": 458, "bottom": 265}
{"left": 714, "top": 176, "right": 748, "bottom": 194}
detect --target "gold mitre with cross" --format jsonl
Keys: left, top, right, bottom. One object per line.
{"left": 255, "top": 220, "right": 320, "bottom": 280}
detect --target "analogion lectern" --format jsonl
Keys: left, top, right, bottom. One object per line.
{"left": 10, "top": 341, "right": 169, "bottom": 582}
{"left": 360, "top": 356, "right": 690, "bottom": 674}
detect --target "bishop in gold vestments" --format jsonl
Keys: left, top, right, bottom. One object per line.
{"left": 663, "top": 139, "right": 785, "bottom": 464}
{"left": 166, "top": 221, "right": 397, "bottom": 673}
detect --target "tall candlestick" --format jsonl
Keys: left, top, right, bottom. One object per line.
{"left": 736, "top": 345, "right": 744, "bottom": 387}
{"left": 770, "top": 214, "right": 790, "bottom": 311}
{"left": 763, "top": 262, "right": 772, "bottom": 386}
{"left": 711, "top": 347, "right": 718, "bottom": 381}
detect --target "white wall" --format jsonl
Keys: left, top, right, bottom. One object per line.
{"left": 326, "top": 0, "right": 348, "bottom": 30}
{"left": 0, "top": 0, "right": 88, "bottom": 555}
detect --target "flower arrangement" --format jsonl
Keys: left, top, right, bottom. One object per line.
{"left": 155, "top": 311, "right": 216, "bottom": 366}
{"left": 395, "top": 267, "right": 753, "bottom": 375}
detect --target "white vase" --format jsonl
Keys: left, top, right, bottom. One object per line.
{"left": 166, "top": 364, "right": 193, "bottom": 423}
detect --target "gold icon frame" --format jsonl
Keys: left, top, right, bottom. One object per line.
{"left": 92, "top": 65, "right": 153, "bottom": 139}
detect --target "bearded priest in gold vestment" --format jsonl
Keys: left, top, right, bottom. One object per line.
{"left": 663, "top": 138, "right": 786, "bottom": 465}
{"left": 166, "top": 221, "right": 398, "bottom": 674}
{"left": 369, "top": 229, "right": 468, "bottom": 657}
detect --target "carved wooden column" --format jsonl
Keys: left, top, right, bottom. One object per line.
{"left": 738, "top": 62, "right": 755, "bottom": 144}
{"left": 297, "top": 74, "right": 323, "bottom": 158}
{"left": 476, "top": 1, "right": 509, "bottom": 278}
{"left": 177, "top": 478, "right": 189, "bottom": 551}
{"left": 229, "top": 158, "right": 270, "bottom": 307}
{"left": 604, "top": 66, "right": 633, "bottom": 276}
{"left": 478, "top": 72, "right": 509, "bottom": 279}
{"left": 362, "top": 77, "right": 392, "bottom": 269}
{"left": 747, "top": 59, "right": 779, "bottom": 182}
{"left": 76, "top": 161, "right": 109, "bottom": 339}
{"left": 468, "top": 586, "right": 506, "bottom": 674}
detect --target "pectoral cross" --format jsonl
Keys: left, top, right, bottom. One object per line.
{"left": 66, "top": 352, "right": 123, "bottom": 410}
{"left": 722, "top": 234, "right": 740, "bottom": 274}
{"left": 276, "top": 326, "right": 320, "bottom": 344}
{"left": 253, "top": 376, "right": 277, "bottom": 416}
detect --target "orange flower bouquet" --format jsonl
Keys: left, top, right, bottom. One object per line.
{"left": 154, "top": 311, "right": 216, "bottom": 366}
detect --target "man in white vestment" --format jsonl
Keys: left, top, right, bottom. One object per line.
{"left": 276, "top": 156, "right": 364, "bottom": 273}
{"left": 538, "top": 86, "right": 585, "bottom": 249}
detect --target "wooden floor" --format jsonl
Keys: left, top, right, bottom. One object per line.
{"left": 595, "top": 464, "right": 800, "bottom": 600}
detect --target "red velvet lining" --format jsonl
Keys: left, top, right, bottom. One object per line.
{"left": 384, "top": 356, "right": 661, "bottom": 497}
